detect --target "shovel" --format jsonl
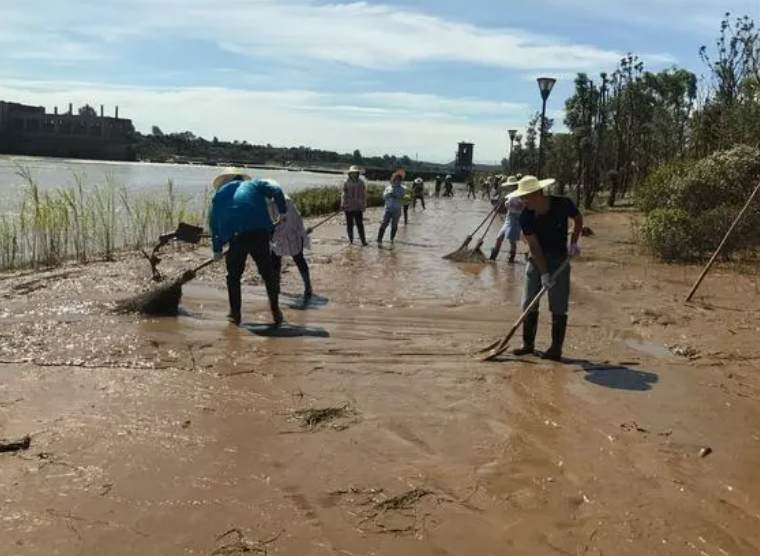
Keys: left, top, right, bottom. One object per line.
{"left": 117, "top": 251, "right": 227, "bottom": 316}
{"left": 143, "top": 222, "right": 206, "bottom": 281}
{"left": 443, "top": 201, "right": 501, "bottom": 260}
{"left": 478, "top": 257, "right": 571, "bottom": 361}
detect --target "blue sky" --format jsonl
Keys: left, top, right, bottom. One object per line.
{"left": 0, "top": 0, "right": 756, "bottom": 163}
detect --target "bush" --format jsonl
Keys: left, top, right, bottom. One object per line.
{"left": 639, "top": 145, "right": 760, "bottom": 260}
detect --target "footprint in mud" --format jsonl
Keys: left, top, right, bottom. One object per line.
{"left": 283, "top": 486, "right": 322, "bottom": 526}
{"left": 242, "top": 323, "right": 330, "bottom": 338}
{"left": 385, "top": 421, "right": 435, "bottom": 455}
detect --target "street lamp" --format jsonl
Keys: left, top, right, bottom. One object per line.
{"left": 508, "top": 129, "right": 518, "bottom": 172}
{"left": 536, "top": 77, "right": 556, "bottom": 179}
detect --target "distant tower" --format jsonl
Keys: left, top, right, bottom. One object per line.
{"left": 455, "top": 142, "right": 474, "bottom": 177}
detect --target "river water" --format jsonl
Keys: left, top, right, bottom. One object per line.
{"left": 0, "top": 155, "right": 350, "bottom": 202}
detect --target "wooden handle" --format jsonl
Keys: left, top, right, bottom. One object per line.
{"left": 308, "top": 210, "right": 342, "bottom": 234}
{"left": 685, "top": 182, "right": 760, "bottom": 302}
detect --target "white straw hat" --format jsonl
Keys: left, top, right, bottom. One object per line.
{"left": 212, "top": 167, "right": 251, "bottom": 189}
{"left": 348, "top": 165, "right": 363, "bottom": 174}
{"left": 507, "top": 175, "right": 556, "bottom": 199}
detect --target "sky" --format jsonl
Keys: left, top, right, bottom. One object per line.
{"left": 1, "top": 0, "right": 758, "bottom": 163}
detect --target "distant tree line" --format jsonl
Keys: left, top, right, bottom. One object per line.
{"left": 134, "top": 127, "right": 444, "bottom": 171}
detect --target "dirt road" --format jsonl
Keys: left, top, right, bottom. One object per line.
{"left": 1, "top": 197, "right": 759, "bottom": 555}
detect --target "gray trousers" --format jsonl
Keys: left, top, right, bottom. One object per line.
{"left": 522, "top": 254, "right": 571, "bottom": 315}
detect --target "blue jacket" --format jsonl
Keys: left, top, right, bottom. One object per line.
{"left": 209, "top": 179, "right": 287, "bottom": 253}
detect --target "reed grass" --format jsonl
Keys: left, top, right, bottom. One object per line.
{"left": 0, "top": 167, "right": 207, "bottom": 271}
{"left": 0, "top": 170, "right": 382, "bottom": 272}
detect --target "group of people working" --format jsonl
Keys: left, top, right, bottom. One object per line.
{"left": 208, "top": 166, "right": 583, "bottom": 362}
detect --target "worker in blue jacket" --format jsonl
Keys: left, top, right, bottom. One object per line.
{"left": 209, "top": 168, "right": 287, "bottom": 326}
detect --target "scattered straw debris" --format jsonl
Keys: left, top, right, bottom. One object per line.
{"left": 329, "top": 486, "right": 441, "bottom": 536}
{"left": 291, "top": 404, "right": 357, "bottom": 431}
{"left": 211, "top": 528, "right": 282, "bottom": 556}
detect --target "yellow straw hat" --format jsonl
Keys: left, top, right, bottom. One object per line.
{"left": 212, "top": 167, "right": 251, "bottom": 190}
{"left": 507, "top": 175, "right": 556, "bottom": 200}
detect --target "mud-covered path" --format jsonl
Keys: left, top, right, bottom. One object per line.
{"left": 1, "top": 198, "right": 760, "bottom": 555}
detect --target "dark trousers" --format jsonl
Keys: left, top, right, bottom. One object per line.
{"left": 413, "top": 195, "right": 425, "bottom": 209}
{"left": 345, "top": 210, "right": 366, "bottom": 244}
{"left": 403, "top": 204, "right": 409, "bottom": 225}
{"left": 271, "top": 251, "right": 312, "bottom": 295}
{"left": 226, "top": 230, "right": 279, "bottom": 318}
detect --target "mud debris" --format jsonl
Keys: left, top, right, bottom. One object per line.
{"left": 291, "top": 404, "right": 357, "bottom": 431}
{"left": 211, "top": 528, "right": 282, "bottom": 556}
{"left": 0, "top": 435, "right": 31, "bottom": 453}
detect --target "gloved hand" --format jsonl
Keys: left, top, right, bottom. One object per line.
{"left": 541, "top": 273, "right": 554, "bottom": 290}
{"left": 305, "top": 227, "right": 314, "bottom": 235}
{"left": 569, "top": 242, "right": 581, "bottom": 257}
{"left": 213, "top": 251, "right": 224, "bottom": 262}
{"left": 278, "top": 214, "right": 287, "bottom": 225}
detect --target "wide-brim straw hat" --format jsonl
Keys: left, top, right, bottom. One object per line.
{"left": 414, "top": 177, "right": 423, "bottom": 184}
{"left": 507, "top": 175, "right": 556, "bottom": 199}
{"left": 391, "top": 169, "right": 406, "bottom": 181}
{"left": 212, "top": 167, "right": 251, "bottom": 189}
{"left": 348, "top": 165, "right": 363, "bottom": 174}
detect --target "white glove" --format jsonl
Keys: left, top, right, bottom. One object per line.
{"left": 569, "top": 242, "right": 581, "bottom": 257}
{"left": 541, "top": 273, "right": 554, "bottom": 290}
{"left": 213, "top": 251, "right": 224, "bottom": 262}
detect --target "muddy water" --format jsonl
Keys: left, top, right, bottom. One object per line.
{"left": 1, "top": 200, "right": 760, "bottom": 555}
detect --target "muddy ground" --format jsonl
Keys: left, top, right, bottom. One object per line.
{"left": 1, "top": 197, "right": 759, "bottom": 556}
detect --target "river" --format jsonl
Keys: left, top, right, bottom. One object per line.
{"left": 0, "top": 155, "right": 351, "bottom": 201}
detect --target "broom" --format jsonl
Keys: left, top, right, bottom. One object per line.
{"left": 115, "top": 252, "right": 226, "bottom": 316}
{"left": 478, "top": 257, "right": 570, "bottom": 361}
{"left": 443, "top": 201, "right": 500, "bottom": 260}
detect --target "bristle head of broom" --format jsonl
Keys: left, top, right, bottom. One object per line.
{"left": 115, "top": 279, "right": 184, "bottom": 316}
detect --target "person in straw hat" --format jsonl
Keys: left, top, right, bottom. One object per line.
{"left": 208, "top": 167, "right": 287, "bottom": 326}
{"left": 342, "top": 165, "right": 368, "bottom": 246}
{"left": 508, "top": 175, "right": 583, "bottom": 361}
{"left": 489, "top": 175, "right": 523, "bottom": 263}
{"left": 377, "top": 169, "right": 406, "bottom": 244}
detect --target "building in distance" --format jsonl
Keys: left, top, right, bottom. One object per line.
{"left": 0, "top": 101, "right": 135, "bottom": 161}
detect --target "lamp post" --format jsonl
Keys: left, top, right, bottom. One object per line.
{"left": 508, "top": 129, "right": 517, "bottom": 173}
{"left": 536, "top": 77, "right": 556, "bottom": 179}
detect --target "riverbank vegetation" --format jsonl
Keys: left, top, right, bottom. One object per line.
{"left": 0, "top": 174, "right": 382, "bottom": 271}
{"left": 507, "top": 13, "right": 760, "bottom": 262}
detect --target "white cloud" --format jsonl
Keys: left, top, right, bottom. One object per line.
{"left": 0, "top": 0, "right": 669, "bottom": 71}
{"left": 0, "top": 79, "right": 535, "bottom": 163}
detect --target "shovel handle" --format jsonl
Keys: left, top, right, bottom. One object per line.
{"left": 307, "top": 210, "right": 342, "bottom": 234}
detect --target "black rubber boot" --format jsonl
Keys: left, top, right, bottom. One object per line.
{"left": 226, "top": 278, "right": 242, "bottom": 325}
{"left": 489, "top": 248, "right": 498, "bottom": 261}
{"left": 541, "top": 314, "right": 568, "bottom": 361}
{"left": 513, "top": 311, "right": 538, "bottom": 356}
{"left": 508, "top": 248, "right": 516, "bottom": 263}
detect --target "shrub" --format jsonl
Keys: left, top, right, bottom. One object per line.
{"left": 292, "top": 184, "right": 384, "bottom": 218}
{"left": 639, "top": 145, "right": 760, "bottom": 260}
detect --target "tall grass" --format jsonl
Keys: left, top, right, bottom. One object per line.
{"left": 0, "top": 168, "right": 207, "bottom": 271}
{"left": 0, "top": 171, "right": 383, "bottom": 272}
{"left": 292, "top": 184, "right": 384, "bottom": 217}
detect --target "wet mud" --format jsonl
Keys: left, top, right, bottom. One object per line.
{"left": 1, "top": 198, "right": 760, "bottom": 555}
